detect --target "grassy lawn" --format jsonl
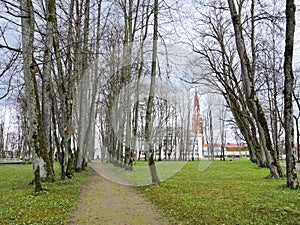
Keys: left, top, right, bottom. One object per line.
{"left": 0, "top": 163, "right": 89, "bottom": 225}
{"left": 1, "top": 160, "right": 299, "bottom": 225}
{"left": 138, "top": 160, "right": 300, "bottom": 225}
{"left": 104, "top": 160, "right": 187, "bottom": 186}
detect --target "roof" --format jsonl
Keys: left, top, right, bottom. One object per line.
{"left": 225, "top": 143, "right": 243, "bottom": 148}
{"left": 202, "top": 143, "right": 248, "bottom": 149}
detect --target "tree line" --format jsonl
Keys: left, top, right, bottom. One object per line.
{"left": 0, "top": 0, "right": 298, "bottom": 190}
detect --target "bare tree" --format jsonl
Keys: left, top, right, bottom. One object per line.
{"left": 188, "top": 1, "right": 265, "bottom": 166}
{"left": 293, "top": 67, "right": 300, "bottom": 162}
{"left": 42, "top": 0, "right": 56, "bottom": 178}
{"left": 228, "top": 0, "right": 283, "bottom": 177}
{"left": 76, "top": 0, "right": 92, "bottom": 172}
{"left": 144, "top": 0, "right": 160, "bottom": 184}
{"left": 0, "top": 122, "right": 4, "bottom": 158}
{"left": 20, "top": 0, "right": 55, "bottom": 192}
{"left": 283, "top": 0, "right": 299, "bottom": 189}
{"left": 51, "top": 0, "right": 76, "bottom": 179}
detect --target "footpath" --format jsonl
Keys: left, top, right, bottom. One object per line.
{"left": 68, "top": 161, "right": 300, "bottom": 225}
{"left": 68, "top": 162, "right": 169, "bottom": 225}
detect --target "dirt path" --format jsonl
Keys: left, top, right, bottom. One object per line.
{"left": 68, "top": 162, "right": 169, "bottom": 225}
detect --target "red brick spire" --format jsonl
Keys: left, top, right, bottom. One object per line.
{"left": 192, "top": 92, "right": 203, "bottom": 134}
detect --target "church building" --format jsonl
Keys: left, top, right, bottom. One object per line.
{"left": 189, "top": 91, "right": 204, "bottom": 160}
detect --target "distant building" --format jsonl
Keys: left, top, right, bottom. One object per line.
{"left": 189, "top": 92, "right": 204, "bottom": 160}
{"left": 202, "top": 143, "right": 249, "bottom": 158}
{"left": 94, "top": 91, "right": 248, "bottom": 161}
{"left": 191, "top": 91, "right": 249, "bottom": 159}
{"left": 224, "top": 143, "right": 249, "bottom": 157}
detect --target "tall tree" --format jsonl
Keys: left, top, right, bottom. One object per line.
{"left": 189, "top": 2, "right": 265, "bottom": 166}
{"left": 145, "top": 0, "right": 160, "bottom": 184}
{"left": 52, "top": 0, "right": 76, "bottom": 179}
{"left": 283, "top": 0, "right": 298, "bottom": 189}
{"left": 42, "top": 0, "right": 56, "bottom": 177}
{"left": 76, "top": 0, "right": 91, "bottom": 171}
{"left": 20, "top": 0, "right": 55, "bottom": 192}
{"left": 227, "top": 0, "right": 283, "bottom": 177}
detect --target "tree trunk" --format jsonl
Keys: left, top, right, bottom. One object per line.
{"left": 21, "top": 0, "right": 54, "bottom": 191}
{"left": 52, "top": 0, "right": 75, "bottom": 179}
{"left": 145, "top": 0, "right": 160, "bottom": 184}
{"left": 294, "top": 116, "right": 300, "bottom": 162}
{"left": 220, "top": 107, "right": 226, "bottom": 161}
{"left": 227, "top": 0, "right": 283, "bottom": 177}
{"left": 209, "top": 109, "right": 214, "bottom": 160}
{"left": 82, "top": 0, "right": 102, "bottom": 166}
{"left": 76, "top": 0, "right": 91, "bottom": 172}
{"left": 20, "top": 0, "right": 41, "bottom": 191}
{"left": 185, "top": 100, "right": 191, "bottom": 161}
{"left": 283, "top": 0, "right": 299, "bottom": 189}
{"left": 42, "top": 0, "right": 56, "bottom": 178}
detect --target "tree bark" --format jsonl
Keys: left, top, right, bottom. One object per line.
{"left": 145, "top": 0, "right": 160, "bottom": 184}
{"left": 42, "top": 0, "right": 56, "bottom": 178}
{"left": 283, "top": 0, "right": 299, "bottom": 189}
{"left": 82, "top": 0, "right": 103, "bottom": 166}
{"left": 227, "top": 0, "right": 283, "bottom": 177}
{"left": 21, "top": 0, "right": 55, "bottom": 191}
{"left": 51, "top": 0, "right": 75, "bottom": 179}
{"left": 76, "top": 0, "right": 91, "bottom": 172}
{"left": 20, "top": 0, "right": 41, "bottom": 190}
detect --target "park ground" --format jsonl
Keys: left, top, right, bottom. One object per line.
{"left": 1, "top": 159, "right": 300, "bottom": 224}
{"left": 68, "top": 167, "right": 168, "bottom": 225}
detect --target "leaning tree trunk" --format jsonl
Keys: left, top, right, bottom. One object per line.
{"left": 227, "top": 0, "right": 283, "bottom": 177}
{"left": 283, "top": 0, "right": 299, "bottom": 189}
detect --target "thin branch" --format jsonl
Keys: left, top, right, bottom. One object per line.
{"left": 0, "top": 44, "right": 22, "bottom": 53}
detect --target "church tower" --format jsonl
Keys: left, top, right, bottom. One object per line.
{"left": 191, "top": 91, "right": 204, "bottom": 159}
{"left": 192, "top": 92, "right": 203, "bottom": 134}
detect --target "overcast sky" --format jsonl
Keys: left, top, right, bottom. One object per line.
{"left": 294, "top": 1, "right": 300, "bottom": 65}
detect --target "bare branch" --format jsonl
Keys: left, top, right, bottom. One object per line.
{"left": 0, "top": 44, "right": 22, "bottom": 53}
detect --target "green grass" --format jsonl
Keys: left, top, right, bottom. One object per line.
{"left": 2, "top": 160, "right": 299, "bottom": 225}
{"left": 105, "top": 160, "right": 187, "bottom": 186}
{"left": 0, "top": 159, "right": 23, "bottom": 163}
{"left": 0, "top": 163, "right": 89, "bottom": 225}
{"left": 138, "top": 160, "right": 300, "bottom": 225}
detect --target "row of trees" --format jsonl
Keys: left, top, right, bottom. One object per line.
{"left": 19, "top": 0, "right": 109, "bottom": 190}
{"left": 176, "top": 0, "right": 298, "bottom": 188}
{"left": 0, "top": 0, "right": 298, "bottom": 189}
{"left": 11, "top": 0, "right": 167, "bottom": 190}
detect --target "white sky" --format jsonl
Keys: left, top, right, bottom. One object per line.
{"left": 1, "top": 0, "right": 300, "bottom": 144}
{"left": 294, "top": 1, "right": 300, "bottom": 65}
